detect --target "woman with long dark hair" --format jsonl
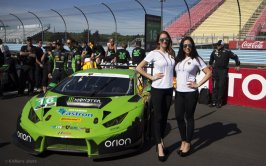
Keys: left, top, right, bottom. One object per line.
{"left": 175, "top": 36, "right": 211, "bottom": 157}
{"left": 136, "top": 31, "right": 175, "bottom": 162}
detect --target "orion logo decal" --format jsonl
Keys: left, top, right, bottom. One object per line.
{"left": 104, "top": 138, "right": 131, "bottom": 147}
{"left": 57, "top": 108, "right": 93, "bottom": 118}
{"left": 17, "top": 131, "right": 32, "bottom": 142}
{"left": 67, "top": 97, "right": 101, "bottom": 107}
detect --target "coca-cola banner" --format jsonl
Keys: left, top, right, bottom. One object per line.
{"left": 208, "top": 67, "right": 266, "bottom": 110}
{"left": 229, "top": 40, "right": 266, "bottom": 50}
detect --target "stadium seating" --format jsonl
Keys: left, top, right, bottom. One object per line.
{"left": 247, "top": 5, "right": 266, "bottom": 37}
{"left": 165, "top": 0, "right": 224, "bottom": 37}
{"left": 191, "top": 0, "right": 262, "bottom": 43}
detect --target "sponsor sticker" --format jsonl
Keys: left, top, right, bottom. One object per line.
{"left": 67, "top": 97, "right": 101, "bottom": 107}
{"left": 57, "top": 108, "right": 93, "bottom": 118}
{"left": 60, "top": 117, "right": 81, "bottom": 122}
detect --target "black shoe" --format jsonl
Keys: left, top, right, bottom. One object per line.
{"left": 179, "top": 149, "right": 191, "bottom": 157}
{"left": 209, "top": 102, "right": 216, "bottom": 107}
{"left": 216, "top": 103, "right": 222, "bottom": 108}
{"left": 156, "top": 146, "right": 167, "bottom": 162}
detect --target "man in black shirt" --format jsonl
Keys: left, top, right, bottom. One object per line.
{"left": 35, "top": 40, "right": 44, "bottom": 92}
{"left": 131, "top": 40, "right": 145, "bottom": 65}
{"left": 209, "top": 40, "right": 240, "bottom": 108}
{"left": 115, "top": 43, "right": 131, "bottom": 63}
{"left": 18, "top": 37, "right": 36, "bottom": 96}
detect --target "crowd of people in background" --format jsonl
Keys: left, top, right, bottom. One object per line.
{"left": 0, "top": 37, "right": 146, "bottom": 96}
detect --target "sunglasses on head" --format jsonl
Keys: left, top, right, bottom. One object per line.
{"left": 159, "top": 37, "right": 170, "bottom": 42}
{"left": 183, "top": 44, "right": 192, "bottom": 48}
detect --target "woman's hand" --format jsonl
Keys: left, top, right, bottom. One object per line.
{"left": 187, "top": 81, "right": 199, "bottom": 89}
{"left": 151, "top": 73, "right": 164, "bottom": 81}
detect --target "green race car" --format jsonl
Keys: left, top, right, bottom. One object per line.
{"left": 13, "top": 68, "right": 153, "bottom": 158}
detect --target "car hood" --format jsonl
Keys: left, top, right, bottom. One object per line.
{"left": 29, "top": 93, "right": 141, "bottom": 137}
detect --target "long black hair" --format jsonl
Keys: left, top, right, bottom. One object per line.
{"left": 176, "top": 36, "right": 201, "bottom": 63}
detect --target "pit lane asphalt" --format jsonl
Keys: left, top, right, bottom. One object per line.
{"left": 0, "top": 93, "right": 266, "bottom": 166}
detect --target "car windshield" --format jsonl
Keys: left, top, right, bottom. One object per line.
{"left": 52, "top": 74, "right": 134, "bottom": 97}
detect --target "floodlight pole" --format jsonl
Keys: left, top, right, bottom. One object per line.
{"left": 74, "top": 6, "right": 90, "bottom": 43}
{"left": 10, "top": 13, "right": 25, "bottom": 43}
{"left": 0, "top": 19, "right": 6, "bottom": 42}
{"left": 160, "top": 0, "right": 166, "bottom": 31}
{"left": 135, "top": 0, "right": 147, "bottom": 49}
{"left": 51, "top": 9, "right": 67, "bottom": 42}
{"left": 183, "top": 0, "right": 191, "bottom": 35}
{"left": 101, "top": 3, "right": 117, "bottom": 44}
{"left": 28, "top": 11, "right": 44, "bottom": 42}
{"left": 237, "top": 0, "right": 241, "bottom": 49}
{"left": 135, "top": 0, "right": 147, "bottom": 14}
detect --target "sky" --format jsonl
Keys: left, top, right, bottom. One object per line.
{"left": 0, "top": 0, "right": 197, "bottom": 35}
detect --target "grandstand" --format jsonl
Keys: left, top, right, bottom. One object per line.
{"left": 165, "top": 0, "right": 266, "bottom": 45}
{"left": 246, "top": 2, "right": 266, "bottom": 38}
{"left": 0, "top": 24, "right": 50, "bottom": 43}
{"left": 191, "top": 0, "right": 262, "bottom": 42}
{"left": 165, "top": 0, "right": 224, "bottom": 39}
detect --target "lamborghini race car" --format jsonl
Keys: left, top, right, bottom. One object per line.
{"left": 13, "top": 68, "right": 153, "bottom": 158}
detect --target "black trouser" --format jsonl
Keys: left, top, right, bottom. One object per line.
{"left": 211, "top": 68, "right": 228, "bottom": 104}
{"left": 151, "top": 87, "right": 173, "bottom": 144}
{"left": 175, "top": 90, "right": 198, "bottom": 143}
{"left": 42, "top": 64, "right": 49, "bottom": 87}
{"left": 35, "top": 64, "right": 43, "bottom": 89}
{"left": 18, "top": 65, "right": 35, "bottom": 94}
{"left": 52, "top": 69, "right": 66, "bottom": 84}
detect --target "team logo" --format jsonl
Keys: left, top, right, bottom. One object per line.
{"left": 104, "top": 138, "right": 131, "bottom": 148}
{"left": 57, "top": 108, "right": 93, "bottom": 118}
{"left": 17, "top": 131, "right": 32, "bottom": 142}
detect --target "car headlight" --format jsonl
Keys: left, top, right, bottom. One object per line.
{"left": 103, "top": 112, "right": 128, "bottom": 128}
{"left": 28, "top": 107, "right": 40, "bottom": 123}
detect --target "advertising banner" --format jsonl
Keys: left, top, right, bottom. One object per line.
{"left": 229, "top": 40, "right": 266, "bottom": 50}
{"left": 208, "top": 67, "right": 266, "bottom": 110}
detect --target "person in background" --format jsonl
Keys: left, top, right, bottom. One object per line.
{"left": 66, "top": 39, "right": 82, "bottom": 75}
{"left": 81, "top": 41, "right": 92, "bottom": 67}
{"left": 41, "top": 43, "right": 54, "bottom": 93}
{"left": 136, "top": 31, "right": 175, "bottom": 162}
{"left": 18, "top": 37, "right": 36, "bottom": 96}
{"left": 35, "top": 40, "right": 44, "bottom": 92}
{"left": 91, "top": 41, "right": 105, "bottom": 67}
{"left": 208, "top": 40, "right": 240, "bottom": 108}
{"left": 48, "top": 41, "right": 68, "bottom": 84}
{"left": 174, "top": 36, "right": 211, "bottom": 157}
{"left": 114, "top": 42, "right": 131, "bottom": 68}
{"left": 104, "top": 38, "right": 116, "bottom": 63}
{"left": 132, "top": 40, "right": 146, "bottom": 65}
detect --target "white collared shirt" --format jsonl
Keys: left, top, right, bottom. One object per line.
{"left": 144, "top": 50, "right": 175, "bottom": 89}
{"left": 175, "top": 56, "right": 206, "bottom": 92}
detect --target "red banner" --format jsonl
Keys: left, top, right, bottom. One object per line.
{"left": 209, "top": 67, "right": 266, "bottom": 110}
{"left": 229, "top": 40, "right": 266, "bottom": 50}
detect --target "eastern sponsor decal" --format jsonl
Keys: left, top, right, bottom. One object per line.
{"left": 17, "top": 131, "right": 32, "bottom": 142}
{"left": 34, "top": 96, "right": 57, "bottom": 110}
{"left": 104, "top": 138, "right": 131, "bottom": 148}
{"left": 60, "top": 117, "right": 81, "bottom": 122}
{"left": 57, "top": 108, "right": 93, "bottom": 118}
{"left": 67, "top": 97, "right": 101, "bottom": 107}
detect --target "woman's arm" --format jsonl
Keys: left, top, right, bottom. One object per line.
{"left": 188, "top": 67, "right": 212, "bottom": 88}
{"left": 136, "top": 60, "right": 164, "bottom": 81}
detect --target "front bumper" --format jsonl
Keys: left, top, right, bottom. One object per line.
{"left": 13, "top": 118, "right": 144, "bottom": 158}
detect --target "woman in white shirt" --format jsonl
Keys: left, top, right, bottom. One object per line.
{"left": 136, "top": 31, "right": 175, "bottom": 162}
{"left": 175, "top": 36, "right": 211, "bottom": 157}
